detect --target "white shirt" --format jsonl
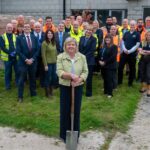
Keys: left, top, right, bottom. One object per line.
{"left": 24, "top": 34, "right": 32, "bottom": 47}
{"left": 34, "top": 31, "right": 42, "bottom": 40}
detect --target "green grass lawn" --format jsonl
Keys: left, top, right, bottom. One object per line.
{"left": 0, "top": 69, "right": 141, "bottom": 140}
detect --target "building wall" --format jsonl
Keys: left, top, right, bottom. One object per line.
{"left": 127, "top": 0, "right": 150, "bottom": 20}
{"left": 70, "top": 0, "right": 128, "bottom": 10}
{"left": 0, "top": 0, "right": 64, "bottom": 24}
{"left": 0, "top": 0, "right": 150, "bottom": 23}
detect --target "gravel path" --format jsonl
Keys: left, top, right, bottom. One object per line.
{"left": 0, "top": 128, "right": 105, "bottom": 150}
{"left": 109, "top": 95, "right": 150, "bottom": 150}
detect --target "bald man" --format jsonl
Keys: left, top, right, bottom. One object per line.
{"left": 17, "top": 15, "right": 25, "bottom": 26}
{"left": 30, "top": 19, "right": 36, "bottom": 33}
{"left": 0, "top": 23, "right": 18, "bottom": 90}
{"left": 70, "top": 21, "right": 83, "bottom": 43}
{"left": 118, "top": 20, "right": 141, "bottom": 86}
{"left": 32, "top": 22, "right": 45, "bottom": 87}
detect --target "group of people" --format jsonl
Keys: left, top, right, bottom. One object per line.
{"left": 0, "top": 13, "right": 150, "bottom": 143}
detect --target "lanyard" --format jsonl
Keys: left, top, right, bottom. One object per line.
{"left": 101, "top": 48, "right": 106, "bottom": 60}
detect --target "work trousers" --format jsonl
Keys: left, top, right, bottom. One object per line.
{"left": 140, "top": 56, "right": 150, "bottom": 84}
{"left": 118, "top": 53, "right": 136, "bottom": 86}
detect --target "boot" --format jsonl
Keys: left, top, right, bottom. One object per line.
{"left": 49, "top": 86, "right": 53, "bottom": 96}
{"left": 147, "top": 85, "right": 150, "bottom": 97}
{"left": 139, "top": 82, "right": 147, "bottom": 93}
{"left": 45, "top": 87, "right": 50, "bottom": 97}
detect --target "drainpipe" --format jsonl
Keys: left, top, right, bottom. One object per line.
{"left": 0, "top": 0, "right": 2, "bottom": 14}
{"left": 63, "top": 0, "right": 66, "bottom": 19}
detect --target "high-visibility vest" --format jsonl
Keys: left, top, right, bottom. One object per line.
{"left": 140, "top": 30, "right": 146, "bottom": 42}
{"left": 43, "top": 24, "right": 57, "bottom": 33}
{"left": 1, "top": 33, "right": 16, "bottom": 61}
{"left": 118, "top": 26, "right": 130, "bottom": 39}
{"left": 113, "top": 35, "right": 120, "bottom": 62}
{"left": 93, "top": 33, "right": 99, "bottom": 57}
{"left": 69, "top": 28, "right": 83, "bottom": 43}
{"left": 93, "top": 33, "right": 98, "bottom": 49}
{"left": 101, "top": 26, "right": 108, "bottom": 38}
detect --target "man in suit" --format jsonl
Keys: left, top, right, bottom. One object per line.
{"left": 55, "top": 23, "right": 69, "bottom": 54}
{"left": 32, "top": 22, "right": 45, "bottom": 87}
{"left": 79, "top": 25, "right": 96, "bottom": 97}
{"left": 16, "top": 23, "right": 39, "bottom": 102}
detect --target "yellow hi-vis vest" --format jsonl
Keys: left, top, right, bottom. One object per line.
{"left": 93, "top": 33, "right": 98, "bottom": 57}
{"left": 1, "top": 33, "right": 16, "bottom": 61}
{"left": 69, "top": 28, "right": 83, "bottom": 43}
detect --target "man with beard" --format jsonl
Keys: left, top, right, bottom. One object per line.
{"left": 137, "top": 19, "right": 146, "bottom": 41}
{"left": 101, "top": 16, "right": 113, "bottom": 38}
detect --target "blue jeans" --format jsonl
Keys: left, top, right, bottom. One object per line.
{"left": 44, "top": 63, "right": 57, "bottom": 87}
{"left": 4, "top": 60, "right": 18, "bottom": 89}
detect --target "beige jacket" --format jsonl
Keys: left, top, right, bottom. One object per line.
{"left": 56, "top": 52, "right": 88, "bottom": 86}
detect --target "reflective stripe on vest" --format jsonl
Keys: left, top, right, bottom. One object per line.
{"left": 1, "top": 33, "right": 16, "bottom": 61}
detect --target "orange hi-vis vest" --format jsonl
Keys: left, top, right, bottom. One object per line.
{"left": 113, "top": 35, "right": 120, "bottom": 62}
{"left": 139, "top": 29, "right": 146, "bottom": 42}
{"left": 101, "top": 26, "right": 108, "bottom": 38}
{"left": 43, "top": 24, "right": 57, "bottom": 33}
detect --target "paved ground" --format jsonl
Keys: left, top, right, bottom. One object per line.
{"left": 109, "top": 94, "right": 150, "bottom": 150}
{"left": 0, "top": 128, "right": 105, "bottom": 150}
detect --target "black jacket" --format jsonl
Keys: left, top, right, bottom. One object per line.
{"left": 79, "top": 35, "right": 96, "bottom": 65}
{"left": 99, "top": 44, "right": 117, "bottom": 69}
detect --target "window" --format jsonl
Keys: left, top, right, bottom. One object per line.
{"left": 143, "top": 8, "right": 150, "bottom": 21}
{"left": 71, "top": 9, "right": 127, "bottom": 26}
{"left": 98, "top": 9, "right": 127, "bottom": 26}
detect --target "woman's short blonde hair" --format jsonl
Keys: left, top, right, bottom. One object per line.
{"left": 63, "top": 37, "right": 78, "bottom": 52}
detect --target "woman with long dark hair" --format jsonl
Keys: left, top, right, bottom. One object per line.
{"left": 41, "top": 29, "right": 57, "bottom": 97}
{"left": 99, "top": 34, "right": 117, "bottom": 98}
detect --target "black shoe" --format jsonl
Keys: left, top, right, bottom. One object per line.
{"left": 128, "top": 83, "right": 133, "bottom": 87}
{"left": 18, "top": 98, "right": 23, "bottom": 103}
{"left": 147, "top": 94, "right": 150, "bottom": 97}
{"left": 6, "top": 87, "right": 11, "bottom": 90}
{"left": 139, "top": 89, "right": 147, "bottom": 93}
